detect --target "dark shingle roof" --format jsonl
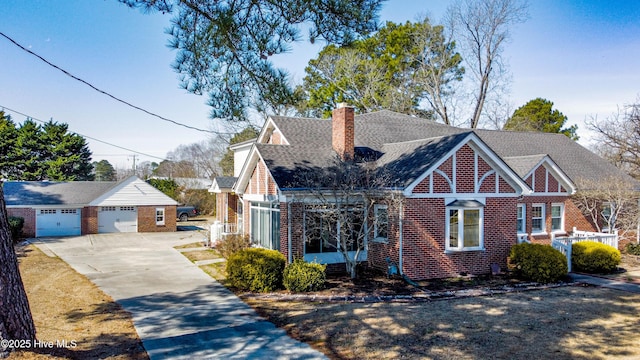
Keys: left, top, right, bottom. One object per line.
{"left": 474, "top": 130, "right": 637, "bottom": 184}
{"left": 503, "top": 154, "right": 548, "bottom": 178}
{"left": 256, "top": 110, "right": 636, "bottom": 191}
{"left": 213, "top": 176, "right": 237, "bottom": 189}
{"left": 4, "top": 181, "right": 118, "bottom": 206}
{"left": 375, "top": 133, "right": 471, "bottom": 188}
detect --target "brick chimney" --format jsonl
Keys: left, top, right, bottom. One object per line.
{"left": 332, "top": 103, "right": 355, "bottom": 160}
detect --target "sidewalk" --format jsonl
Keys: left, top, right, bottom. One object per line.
{"left": 569, "top": 273, "right": 640, "bottom": 294}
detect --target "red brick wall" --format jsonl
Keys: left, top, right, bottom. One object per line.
{"left": 332, "top": 106, "right": 355, "bottom": 159}
{"left": 456, "top": 145, "right": 475, "bottom": 193}
{"left": 82, "top": 207, "right": 98, "bottom": 234}
{"left": 519, "top": 196, "right": 597, "bottom": 245}
{"left": 7, "top": 208, "right": 36, "bottom": 238}
{"left": 137, "top": 205, "right": 177, "bottom": 233}
{"left": 398, "top": 197, "right": 517, "bottom": 280}
{"left": 268, "top": 130, "right": 287, "bottom": 145}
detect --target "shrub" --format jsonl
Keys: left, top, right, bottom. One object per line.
{"left": 8, "top": 216, "right": 24, "bottom": 242}
{"left": 572, "top": 241, "right": 621, "bottom": 273}
{"left": 215, "top": 234, "right": 251, "bottom": 260}
{"left": 283, "top": 259, "right": 327, "bottom": 292}
{"left": 509, "top": 243, "right": 568, "bottom": 283}
{"left": 626, "top": 243, "right": 640, "bottom": 256}
{"left": 226, "top": 248, "right": 286, "bottom": 292}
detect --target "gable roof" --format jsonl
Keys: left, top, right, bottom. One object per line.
{"left": 4, "top": 176, "right": 177, "bottom": 207}
{"left": 209, "top": 176, "right": 237, "bottom": 193}
{"left": 4, "top": 181, "right": 118, "bottom": 206}
{"left": 235, "top": 110, "right": 636, "bottom": 194}
{"left": 89, "top": 176, "right": 178, "bottom": 206}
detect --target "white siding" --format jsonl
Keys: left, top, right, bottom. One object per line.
{"left": 89, "top": 176, "right": 178, "bottom": 206}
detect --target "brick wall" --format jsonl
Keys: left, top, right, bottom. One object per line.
{"left": 7, "top": 208, "right": 36, "bottom": 238}
{"left": 137, "top": 205, "right": 177, "bottom": 232}
{"left": 398, "top": 197, "right": 517, "bottom": 280}
{"left": 519, "top": 196, "right": 597, "bottom": 244}
{"left": 82, "top": 207, "right": 98, "bottom": 234}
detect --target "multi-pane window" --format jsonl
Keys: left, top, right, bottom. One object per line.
{"left": 516, "top": 204, "right": 525, "bottom": 233}
{"left": 374, "top": 205, "right": 388, "bottom": 240}
{"left": 304, "top": 208, "right": 363, "bottom": 254}
{"left": 446, "top": 201, "right": 484, "bottom": 251}
{"left": 531, "top": 204, "right": 545, "bottom": 233}
{"left": 155, "top": 208, "right": 165, "bottom": 225}
{"left": 551, "top": 203, "right": 564, "bottom": 232}
{"left": 250, "top": 202, "right": 280, "bottom": 250}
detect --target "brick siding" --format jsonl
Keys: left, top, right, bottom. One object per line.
{"left": 136, "top": 205, "right": 177, "bottom": 233}
{"left": 7, "top": 208, "right": 36, "bottom": 238}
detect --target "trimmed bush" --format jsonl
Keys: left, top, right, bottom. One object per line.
{"left": 226, "top": 248, "right": 286, "bottom": 292}
{"left": 215, "top": 234, "right": 251, "bottom": 260}
{"left": 8, "top": 216, "right": 24, "bottom": 242}
{"left": 283, "top": 259, "right": 327, "bottom": 292}
{"left": 509, "top": 243, "right": 568, "bottom": 283}
{"left": 572, "top": 241, "right": 621, "bottom": 274}
{"left": 626, "top": 243, "right": 640, "bottom": 256}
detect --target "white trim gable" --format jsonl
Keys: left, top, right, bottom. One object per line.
{"left": 89, "top": 176, "right": 178, "bottom": 206}
{"left": 523, "top": 156, "right": 576, "bottom": 195}
{"left": 256, "top": 116, "right": 290, "bottom": 145}
{"left": 233, "top": 146, "right": 281, "bottom": 199}
{"left": 404, "top": 133, "right": 531, "bottom": 198}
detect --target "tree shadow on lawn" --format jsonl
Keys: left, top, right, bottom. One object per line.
{"left": 250, "top": 285, "right": 640, "bottom": 360}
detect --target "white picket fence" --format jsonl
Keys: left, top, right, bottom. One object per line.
{"left": 551, "top": 228, "right": 619, "bottom": 273}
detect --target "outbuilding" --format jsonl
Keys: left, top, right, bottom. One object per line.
{"left": 4, "top": 176, "right": 178, "bottom": 237}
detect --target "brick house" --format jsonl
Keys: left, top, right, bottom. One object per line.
{"left": 211, "top": 105, "right": 636, "bottom": 280}
{"left": 5, "top": 176, "right": 178, "bottom": 237}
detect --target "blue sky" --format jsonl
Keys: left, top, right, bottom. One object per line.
{"left": 2, "top": 0, "right": 639, "bottom": 170}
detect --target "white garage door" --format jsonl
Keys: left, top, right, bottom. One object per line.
{"left": 98, "top": 206, "right": 138, "bottom": 233}
{"left": 36, "top": 208, "right": 81, "bottom": 237}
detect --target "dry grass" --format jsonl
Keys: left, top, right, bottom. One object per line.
{"left": 180, "top": 249, "right": 221, "bottom": 263}
{"left": 8, "top": 245, "right": 147, "bottom": 360}
{"left": 247, "top": 286, "right": 640, "bottom": 360}
{"left": 178, "top": 246, "right": 640, "bottom": 359}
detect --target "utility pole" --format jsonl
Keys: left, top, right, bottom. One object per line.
{"left": 130, "top": 154, "right": 138, "bottom": 176}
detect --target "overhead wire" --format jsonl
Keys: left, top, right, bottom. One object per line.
{"left": 0, "top": 30, "right": 234, "bottom": 135}
{"left": 0, "top": 105, "right": 168, "bottom": 161}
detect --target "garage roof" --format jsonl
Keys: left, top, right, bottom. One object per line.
{"left": 3, "top": 176, "right": 177, "bottom": 207}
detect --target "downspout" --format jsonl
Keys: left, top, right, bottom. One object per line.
{"left": 398, "top": 200, "right": 404, "bottom": 275}
{"left": 288, "top": 196, "right": 293, "bottom": 263}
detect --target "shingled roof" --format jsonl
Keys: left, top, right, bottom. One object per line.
{"left": 4, "top": 181, "right": 118, "bottom": 206}
{"left": 250, "top": 110, "right": 636, "bottom": 191}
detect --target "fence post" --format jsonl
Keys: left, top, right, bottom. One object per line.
{"left": 566, "top": 239, "right": 572, "bottom": 273}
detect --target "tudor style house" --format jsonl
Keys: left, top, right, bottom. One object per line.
{"left": 211, "top": 105, "right": 635, "bottom": 280}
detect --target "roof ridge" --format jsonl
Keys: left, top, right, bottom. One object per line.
{"left": 382, "top": 131, "right": 472, "bottom": 147}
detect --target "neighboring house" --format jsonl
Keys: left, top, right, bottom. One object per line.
{"left": 5, "top": 176, "right": 178, "bottom": 237}
{"left": 211, "top": 105, "right": 636, "bottom": 280}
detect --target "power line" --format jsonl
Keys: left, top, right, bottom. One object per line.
{"left": 0, "top": 105, "right": 168, "bottom": 161}
{"left": 0, "top": 31, "right": 229, "bottom": 135}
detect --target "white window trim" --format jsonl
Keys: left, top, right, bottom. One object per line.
{"left": 155, "top": 207, "right": 165, "bottom": 226}
{"left": 445, "top": 206, "right": 484, "bottom": 252}
{"left": 516, "top": 204, "right": 526, "bottom": 234}
{"left": 531, "top": 203, "right": 546, "bottom": 234}
{"left": 373, "top": 204, "right": 389, "bottom": 243}
{"left": 551, "top": 203, "right": 565, "bottom": 233}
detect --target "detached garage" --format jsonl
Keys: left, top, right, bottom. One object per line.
{"left": 5, "top": 176, "right": 178, "bottom": 237}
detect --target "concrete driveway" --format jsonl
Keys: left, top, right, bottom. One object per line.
{"left": 32, "top": 231, "right": 326, "bottom": 359}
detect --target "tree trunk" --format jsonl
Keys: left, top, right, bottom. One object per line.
{"left": 0, "top": 184, "right": 36, "bottom": 358}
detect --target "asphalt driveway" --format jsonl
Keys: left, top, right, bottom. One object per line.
{"left": 33, "top": 231, "right": 326, "bottom": 359}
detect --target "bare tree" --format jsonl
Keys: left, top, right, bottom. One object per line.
{"left": 296, "top": 157, "right": 397, "bottom": 278}
{"left": 0, "top": 186, "right": 36, "bottom": 358}
{"left": 587, "top": 98, "right": 640, "bottom": 179}
{"left": 446, "top": 0, "right": 528, "bottom": 128}
{"left": 572, "top": 177, "right": 640, "bottom": 239}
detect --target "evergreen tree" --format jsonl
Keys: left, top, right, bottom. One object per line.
{"left": 120, "top": 0, "right": 383, "bottom": 124}
{"left": 504, "top": 98, "right": 578, "bottom": 140}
